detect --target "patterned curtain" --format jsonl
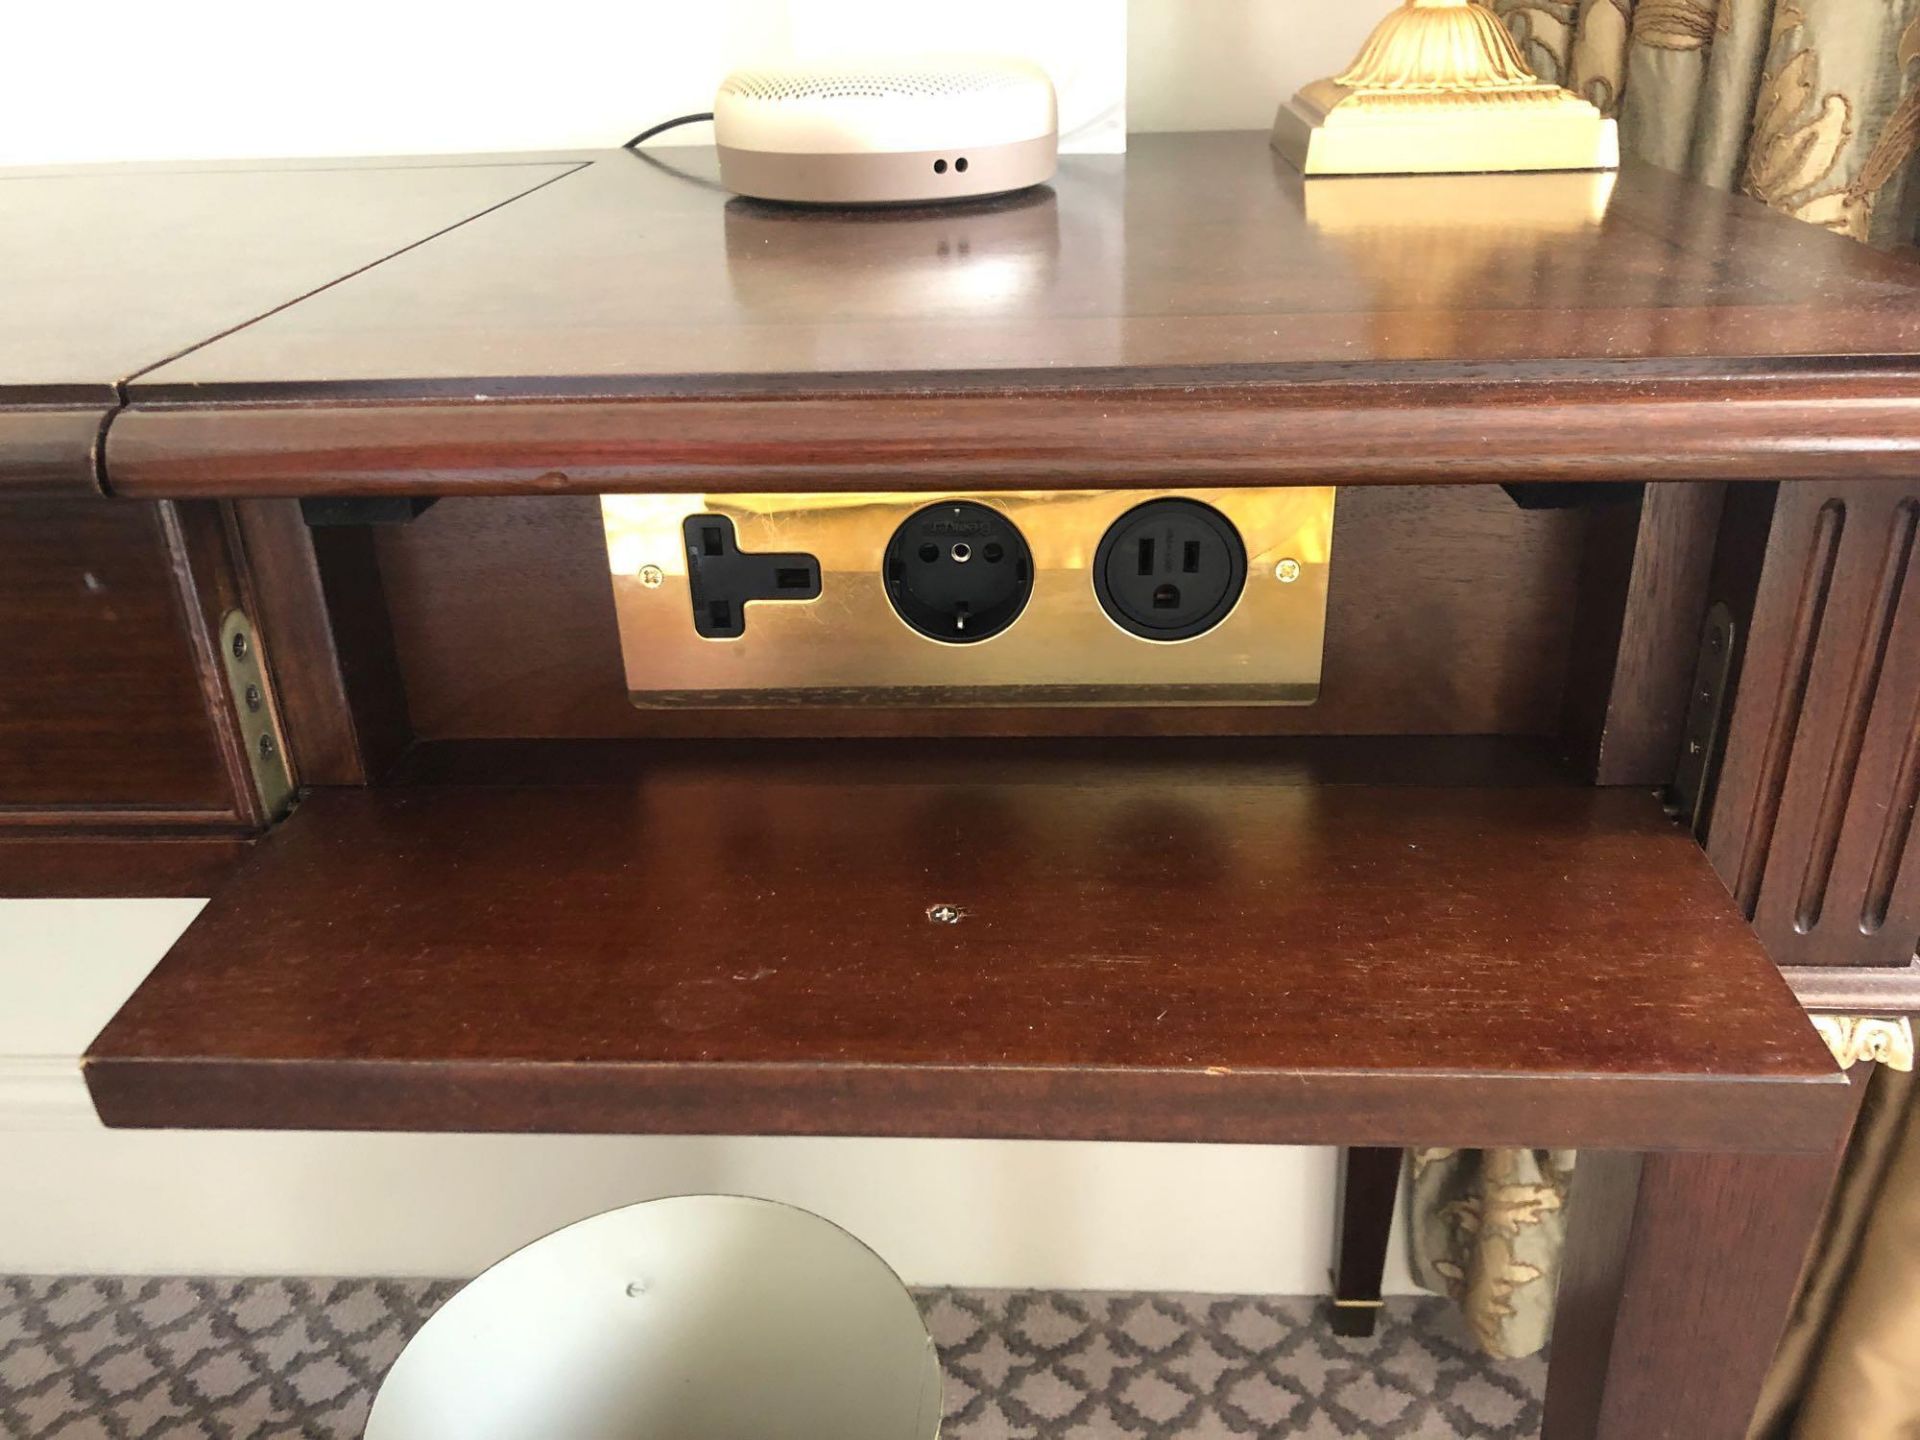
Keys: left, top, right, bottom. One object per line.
{"left": 1407, "top": 1148, "right": 1575, "bottom": 1359}
{"left": 1408, "top": 0, "right": 1920, "bottom": 1370}
{"left": 1494, "top": 0, "right": 1920, "bottom": 245}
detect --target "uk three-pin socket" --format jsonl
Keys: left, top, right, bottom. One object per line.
{"left": 683, "top": 514, "right": 821, "bottom": 638}
{"left": 1093, "top": 498, "right": 1247, "bottom": 641}
{"left": 883, "top": 501, "right": 1033, "bottom": 644}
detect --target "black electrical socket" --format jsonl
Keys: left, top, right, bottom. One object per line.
{"left": 1093, "top": 498, "right": 1246, "bottom": 641}
{"left": 883, "top": 501, "right": 1033, "bottom": 644}
{"left": 683, "top": 514, "right": 821, "bottom": 638}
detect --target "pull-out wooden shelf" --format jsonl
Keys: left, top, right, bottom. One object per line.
{"left": 84, "top": 742, "right": 1843, "bottom": 1148}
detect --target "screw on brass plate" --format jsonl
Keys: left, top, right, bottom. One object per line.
{"left": 258, "top": 733, "right": 277, "bottom": 760}
{"left": 927, "top": 904, "right": 962, "bottom": 925}
{"left": 230, "top": 630, "right": 249, "bottom": 660}
{"left": 244, "top": 683, "right": 263, "bottom": 713}
{"left": 638, "top": 565, "right": 665, "bottom": 589}
{"left": 1274, "top": 558, "right": 1302, "bottom": 583}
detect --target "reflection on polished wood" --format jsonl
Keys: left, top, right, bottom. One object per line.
{"left": 125, "top": 137, "right": 1920, "bottom": 392}
{"left": 1294, "top": 169, "right": 1617, "bottom": 361}
{"left": 106, "top": 135, "right": 1920, "bottom": 497}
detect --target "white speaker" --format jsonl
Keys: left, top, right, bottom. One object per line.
{"left": 714, "top": 55, "right": 1058, "bottom": 205}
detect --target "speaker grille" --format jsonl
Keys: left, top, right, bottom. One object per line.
{"left": 721, "top": 60, "right": 1033, "bottom": 103}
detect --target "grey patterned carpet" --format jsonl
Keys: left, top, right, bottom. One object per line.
{"left": 0, "top": 1278, "right": 1545, "bottom": 1438}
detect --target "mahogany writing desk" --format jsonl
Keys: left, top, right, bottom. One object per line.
{"left": 0, "top": 154, "right": 578, "bottom": 861}
{"left": 8, "top": 134, "right": 1919, "bottom": 1438}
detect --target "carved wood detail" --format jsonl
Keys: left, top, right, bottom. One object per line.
{"left": 1709, "top": 482, "right": 1920, "bottom": 969}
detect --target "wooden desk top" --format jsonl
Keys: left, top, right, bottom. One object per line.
{"left": 105, "top": 134, "right": 1920, "bottom": 497}
{"left": 84, "top": 746, "right": 1845, "bottom": 1148}
{"left": 0, "top": 158, "right": 577, "bottom": 493}
{"left": 132, "top": 136, "right": 1920, "bottom": 391}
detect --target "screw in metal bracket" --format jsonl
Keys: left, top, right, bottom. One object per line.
{"left": 1274, "top": 558, "right": 1302, "bottom": 583}
{"left": 638, "top": 565, "right": 666, "bottom": 589}
{"left": 218, "top": 608, "right": 293, "bottom": 819}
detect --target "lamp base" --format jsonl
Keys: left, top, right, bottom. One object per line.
{"left": 1273, "top": 79, "right": 1619, "bottom": 176}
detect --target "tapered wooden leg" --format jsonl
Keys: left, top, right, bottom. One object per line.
{"left": 1328, "top": 1145, "right": 1401, "bottom": 1338}
{"left": 1544, "top": 1148, "right": 1839, "bottom": 1440}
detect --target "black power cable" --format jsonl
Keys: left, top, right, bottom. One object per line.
{"left": 623, "top": 113, "right": 715, "bottom": 150}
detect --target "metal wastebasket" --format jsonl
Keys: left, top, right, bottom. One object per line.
{"left": 367, "top": 1195, "right": 942, "bottom": 1439}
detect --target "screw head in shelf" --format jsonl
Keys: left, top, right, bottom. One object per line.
{"left": 926, "top": 904, "right": 962, "bottom": 925}
{"left": 638, "top": 565, "right": 666, "bottom": 589}
{"left": 1274, "top": 558, "right": 1302, "bottom": 583}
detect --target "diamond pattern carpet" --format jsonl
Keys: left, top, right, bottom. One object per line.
{"left": 0, "top": 1278, "right": 1544, "bottom": 1438}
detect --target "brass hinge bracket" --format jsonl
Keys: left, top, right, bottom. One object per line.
{"left": 1668, "top": 601, "right": 1736, "bottom": 838}
{"left": 219, "top": 609, "right": 294, "bottom": 820}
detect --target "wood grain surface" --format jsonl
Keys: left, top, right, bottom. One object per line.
{"left": 104, "top": 137, "right": 1920, "bottom": 496}
{"left": 0, "top": 499, "right": 233, "bottom": 815}
{"left": 0, "top": 158, "right": 578, "bottom": 493}
{"left": 86, "top": 758, "right": 1843, "bottom": 1144}
{"left": 1546, "top": 1145, "right": 1843, "bottom": 1440}
{"left": 0, "top": 158, "right": 580, "bottom": 390}
{"left": 127, "top": 141, "right": 1920, "bottom": 395}
{"left": 105, "top": 372, "right": 1920, "bottom": 499}
{"left": 231, "top": 500, "right": 414, "bottom": 785}
{"left": 1559, "top": 485, "right": 1724, "bottom": 785}
{"left": 0, "top": 835, "right": 251, "bottom": 898}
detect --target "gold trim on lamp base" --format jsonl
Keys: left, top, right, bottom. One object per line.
{"left": 1272, "top": 0, "right": 1620, "bottom": 176}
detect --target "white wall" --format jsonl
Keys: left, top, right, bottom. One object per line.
{"left": 1127, "top": 0, "right": 1381, "bottom": 134}
{"left": 7, "top": 1127, "right": 1408, "bottom": 1291}
{"left": 0, "top": 1, "right": 1377, "bottom": 165}
{"left": 0, "top": 2, "right": 1413, "bottom": 1291}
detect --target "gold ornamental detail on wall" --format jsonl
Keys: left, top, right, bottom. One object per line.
{"left": 1812, "top": 1015, "right": 1916, "bottom": 1073}
{"left": 1273, "top": 0, "right": 1620, "bottom": 175}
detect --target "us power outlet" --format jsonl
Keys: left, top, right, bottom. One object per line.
{"left": 602, "top": 488, "right": 1335, "bottom": 708}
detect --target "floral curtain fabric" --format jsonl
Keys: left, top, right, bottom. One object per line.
{"left": 1409, "top": 0, "right": 1920, "bottom": 1370}
{"left": 1493, "top": 0, "right": 1920, "bottom": 245}
{"left": 1406, "top": 1147, "right": 1576, "bottom": 1359}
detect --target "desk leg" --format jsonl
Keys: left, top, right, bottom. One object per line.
{"left": 1329, "top": 1145, "right": 1400, "bottom": 1337}
{"left": 1543, "top": 1148, "right": 1837, "bottom": 1440}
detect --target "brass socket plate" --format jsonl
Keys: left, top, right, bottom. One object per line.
{"left": 602, "top": 489, "right": 1335, "bottom": 708}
